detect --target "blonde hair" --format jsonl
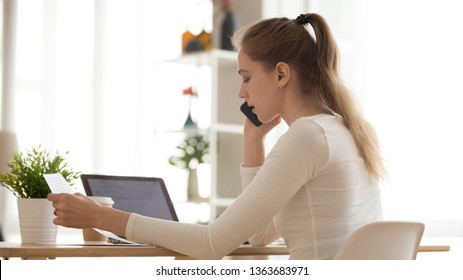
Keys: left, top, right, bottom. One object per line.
{"left": 233, "top": 13, "right": 386, "bottom": 180}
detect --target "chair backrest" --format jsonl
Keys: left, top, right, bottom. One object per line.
{"left": 334, "top": 221, "right": 425, "bottom": 260}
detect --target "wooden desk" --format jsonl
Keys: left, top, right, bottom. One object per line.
{"left": 0, "top": 241, "right": 451, "bottom": 260}
{"left": 0, "top": 242, "right": 289, "bottom": 259}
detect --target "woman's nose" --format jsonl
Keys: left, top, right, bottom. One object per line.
{"left": 238, "top": 87, "right": 247, "bottom": 99}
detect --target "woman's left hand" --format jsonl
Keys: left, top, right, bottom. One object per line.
{"left": 243, "top": 115, "right": 281, "bottom": 140}
{"left": 242, "top": 116, "right": 281, "bottom": 167}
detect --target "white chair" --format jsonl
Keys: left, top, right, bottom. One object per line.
{"left": 334, "top": 221, "right": 425, "bottom": 260}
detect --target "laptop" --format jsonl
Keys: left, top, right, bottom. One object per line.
{"left": 81, "top": 174, "right": 179, "bottom": 222}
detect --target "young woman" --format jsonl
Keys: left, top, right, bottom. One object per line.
{"left": 48, "top": 13, "right": 385, "bottom": 260}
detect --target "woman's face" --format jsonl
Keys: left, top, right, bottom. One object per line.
{"left": 237, "top": 50, "right": 282, "bottom": 124}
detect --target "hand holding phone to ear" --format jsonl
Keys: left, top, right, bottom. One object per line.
{"left": 240, "top": 102, "right": 263, "bottom": 126}
{"left": 240, "top": 102, "right": 281, "bottom": 167}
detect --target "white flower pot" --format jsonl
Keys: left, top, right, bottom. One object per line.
{"left": 17, "top": 198, "right": 57, "bottom": 244}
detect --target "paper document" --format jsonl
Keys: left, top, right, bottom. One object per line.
{"left": 94, "top": 229, "right": 140, "bottom": 245}
{"left": 44, "top": 173, "right": 138, "bottom": 245}
{"left": 44, "top": 173, "right": 75, "bottom": 194}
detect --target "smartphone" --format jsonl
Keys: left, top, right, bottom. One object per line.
{"left": 240, "top": 101, "right": 263, "bottom": 126}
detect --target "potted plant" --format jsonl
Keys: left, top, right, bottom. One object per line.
{"left": 0, "top": 145, "right": 80, "bottom": 243}
{"left": 169, "top": 134, "right": 209, "bottom": 202}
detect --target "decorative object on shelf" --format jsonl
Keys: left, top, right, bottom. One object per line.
{"left": 181, "top": 29, "right": 195, "bottom": 54}
{"left": 220, "top": 0, "right": 238, "bottom": 50}
{"left": 182, "top": 86, "right": 199, "bottom": 129}
{"left": 198, "top": 29, "right": 212, "bottom": 52}
{"left": 168, "top": 134, "right": 210, "bottom": 202}
{"left": 0, "top": 145, "right": 80, "bottom": 243}
{"left": 182, "top": 29, "right": 211, "bottom": 54}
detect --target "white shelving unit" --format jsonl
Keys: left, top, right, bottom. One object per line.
{"left": 165, "top": 49, "right": 244, "bottom": 221}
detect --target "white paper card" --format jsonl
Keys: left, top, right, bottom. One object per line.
{"left": 93, "top": 229, "right": 140, "bottom": 245}
{"left": 43, "top": 173, "right": 75, "bottom": 194}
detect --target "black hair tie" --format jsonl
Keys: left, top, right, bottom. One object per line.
{"left": 296, "top": 14, "right": 308, "bottom": 26}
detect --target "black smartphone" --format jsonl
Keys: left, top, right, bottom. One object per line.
{"left": 240, "top": 101, "right": 263, "bottom": 126}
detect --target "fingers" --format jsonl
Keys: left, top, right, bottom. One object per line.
{"left": 48, "top": 193, "right": 67, "bottom": 213}
{"left": 52, "top": 209, "right": 63, "bottom": 226}
{"left": 47, "top": 192, "right": 59, "bottom": 202}
{"left": 48, "top": 192, "right": 93, "bottom": 228}
{"left": 48, "top": 192, "right": 84, "bottom": 205}
{"left": 48, "top": 193, "right": 73, "bottom": 226}
{"left": 51, "top": 197, "right": 63, "bottom": 225}
{"left": 53, "top": 216, "right": 64, "bottom": 226}
{"left": 49, "top": 193, "right": 61, "bottom": 223}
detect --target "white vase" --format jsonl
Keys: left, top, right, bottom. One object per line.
{"left": 17, "top": 198, "right": 58, "bottom": 244}
{"left": 187, "top": 168, "right": 199, "bottom": 201}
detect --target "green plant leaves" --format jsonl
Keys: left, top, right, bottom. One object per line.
{"left": 168, "top": 134, "right": 210, "bottom": 170}
{"left": 0, "top": 145, "right": 80, "bottom": 198}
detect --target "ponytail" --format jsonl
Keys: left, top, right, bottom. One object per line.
{"left": 304, "top": 13, "right": 386, "bottom": 180}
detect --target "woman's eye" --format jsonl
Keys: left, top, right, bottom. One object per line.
{"left": 242, "top": 78, "right": 250, "bottom": 84}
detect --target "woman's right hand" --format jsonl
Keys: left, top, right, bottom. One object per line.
{"left": 48, "top": 192, "right": 131, "bottom": 237}
{"left": 48, "top": 192, "right": 101, "bottom": 229}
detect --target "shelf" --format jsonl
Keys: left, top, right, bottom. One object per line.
{"left": 165, "top": 49, "right": 238, "bottom": 67}
{"left": 211, "top": 123, "right": 243, "bottom": 134}
{"left": 155, "top": 127, "right": 209, "bottom": 135}
{"left": 156, "top": 124, "right": 242, "bottom": 135}
{"left": 160, "top": 47, "right": 243, "bottom": 222}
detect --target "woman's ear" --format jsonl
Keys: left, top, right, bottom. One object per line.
{"left": 275, "top": 62, "right": 290, "bottom": 88}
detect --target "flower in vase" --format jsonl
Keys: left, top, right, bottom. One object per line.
{"left": 182, "top": 86, "right": 198, "bottom": 97}
{"left": 182, "top": 86, "right": 199, "bottom": 128}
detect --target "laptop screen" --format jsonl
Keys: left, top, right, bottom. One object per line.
{"left": 81, "top": 174, "right": 178, "bottom": 221}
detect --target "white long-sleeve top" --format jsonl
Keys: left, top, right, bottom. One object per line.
{"left": 125, "top": 114, "right": 383, "bottom": 259}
